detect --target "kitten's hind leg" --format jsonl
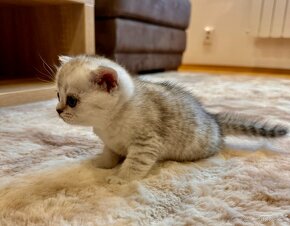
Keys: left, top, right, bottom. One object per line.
{"left": 107, "top": 144, "right": 159, "bottom": 184}
{"left": 93, "top": 146, "right": 121, "bottom": 169}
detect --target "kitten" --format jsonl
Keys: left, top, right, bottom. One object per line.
{"left": 55, "top": 55, "right": 288, "bottom": 184}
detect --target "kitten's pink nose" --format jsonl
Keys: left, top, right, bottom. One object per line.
{"left": 56, "top": 109, "right": 63, "bottom": 114}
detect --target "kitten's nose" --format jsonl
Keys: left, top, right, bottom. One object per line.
{"left": 56, "top": 109, "right": 63, "bottom": 114}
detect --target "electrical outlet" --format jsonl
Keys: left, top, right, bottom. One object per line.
{"left": 203, "top": 26, "right": 214, "bottom": 45}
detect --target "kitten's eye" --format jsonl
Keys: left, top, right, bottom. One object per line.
{"left": 66, "top": 96, "right": 78, "bottom": 108}
{"left": 57, "top": 92, "right": 60, "bottom": 101}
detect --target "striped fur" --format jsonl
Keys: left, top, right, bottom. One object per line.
{"left": 214, "top": 112, "right": 288, "bottom": 138}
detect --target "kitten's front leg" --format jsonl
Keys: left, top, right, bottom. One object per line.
{"left": 107, "top": 145, "right": 159, "bottom": 184}
{"left": 93, "top": 146, "right": 121, "bottom": 169}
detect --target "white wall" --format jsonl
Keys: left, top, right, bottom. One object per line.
{"left": 183, "top": 0, "right": 290, "bottom": 69}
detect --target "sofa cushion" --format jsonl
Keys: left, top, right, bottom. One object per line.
{"left": 95, "top": 18, "right": 186, "bottom": 55}
{"left": 95, "top": 0, "right": 191, "bottom": 29}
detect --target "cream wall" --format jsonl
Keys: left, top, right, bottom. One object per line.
{"left": 182, "top": 0, "right": 290, "bottom": 69}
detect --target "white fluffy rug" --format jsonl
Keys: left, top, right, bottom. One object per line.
{"left": 1, "top": 72, "right": 290, "bottom": 225}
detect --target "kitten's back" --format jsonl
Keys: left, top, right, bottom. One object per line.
{"left": 126, "top": 79, "right": 223, "bottom": 161}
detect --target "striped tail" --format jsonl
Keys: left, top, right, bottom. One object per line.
{"left": 214, "top": 112, "right": 288, "bottom": 138}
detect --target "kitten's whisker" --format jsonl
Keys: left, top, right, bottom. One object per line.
{"left": 34, "top": 67, "right": 54, "bottom": 83}
{"left": 36, "top": 77, "right": 53, "bottom": 83}
{"left": 37, "top": 55, "right": 57, "bottom": 82}
{"left": 42, "top": 65, "right": 54, "bottom": 81}
{"left": 39, "top": 54, "right": 55, "bottom": 76}
{"left": 34, "top": 67, "right": 50, "bottom": 78}
{"left": 42, "top": 62, "right": 53, "bottom": 77}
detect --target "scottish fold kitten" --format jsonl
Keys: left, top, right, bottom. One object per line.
{"left": 55, "top": 55, "right": 288, "bottom": 184}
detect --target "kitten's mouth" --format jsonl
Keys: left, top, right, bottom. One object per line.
{"left": 59, "top": 113, "right": 74, "bottom": 123}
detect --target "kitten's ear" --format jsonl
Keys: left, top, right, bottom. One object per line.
{"left": 58, "top": 55, "right": 72, "bottom": 64}
{"left": 90, "top": 66, "right": 119, "bottom": 93}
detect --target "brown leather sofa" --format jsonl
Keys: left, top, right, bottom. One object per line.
{"left": 95, "top": 0, "right": 191, "bottom": 74}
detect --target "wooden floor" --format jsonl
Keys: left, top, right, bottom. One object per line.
{"left": 1, "top": 65, "right": 290, "bottom": 107}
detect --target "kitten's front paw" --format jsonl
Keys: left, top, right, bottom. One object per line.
{"left": 106, "top": 175, "right": 127, "bottom": 185}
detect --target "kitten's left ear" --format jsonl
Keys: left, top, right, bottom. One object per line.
{"left": 90, "top": 66, "right": 119, "bottom": 93}
{"left": 58, "top": 55, "right": 72, "bottom": 64}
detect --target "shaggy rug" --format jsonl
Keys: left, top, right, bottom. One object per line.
{"left": 1, "top": 72, "right": 290, "bottom": 226}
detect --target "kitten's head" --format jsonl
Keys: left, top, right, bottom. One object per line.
{"left": 55, "top": 55, "right": 134, "bottom": 127}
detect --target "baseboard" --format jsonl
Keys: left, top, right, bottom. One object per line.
{"left": 0, "top": 79, "right": 55, "bottom": 107}
{"left": 179, "top": 64, "right": 290, "bottom": 76}
{"left": 0, "top": 87, "right": 55, "bottom": 107}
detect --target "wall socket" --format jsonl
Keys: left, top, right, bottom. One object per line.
{"left": 203, "top": 26, "right": 214, "bottom": 45}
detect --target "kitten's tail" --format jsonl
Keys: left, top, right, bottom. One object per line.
{"left": 214, "top": 112, "right": 288, "bottom": 138}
